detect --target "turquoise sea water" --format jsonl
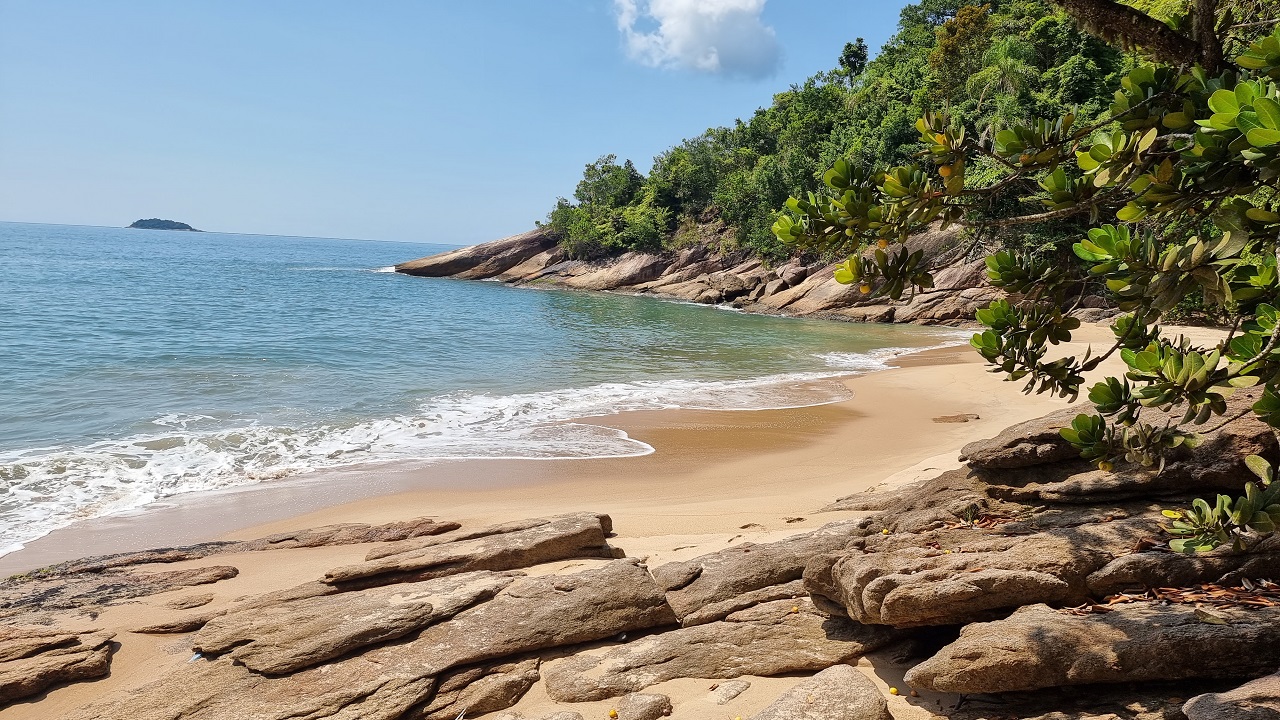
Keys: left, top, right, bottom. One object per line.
{"left": 0, "top": 221, "right": 961, "bottom": 554}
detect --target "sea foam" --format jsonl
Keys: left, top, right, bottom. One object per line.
{"left": 0, "top": 343, "right": 955, "bottom": 556}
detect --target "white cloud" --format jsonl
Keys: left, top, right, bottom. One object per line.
{"left": 614, "top": 0, "right": 780, "bottom": 80}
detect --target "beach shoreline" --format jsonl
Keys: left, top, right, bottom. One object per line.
{"left": 2, "top": 338, "right": 1043, "bottom": 578}
{"left": 3, "top": 322, "right": 1201, "bottom": 720}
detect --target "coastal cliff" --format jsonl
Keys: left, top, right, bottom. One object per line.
{"left": 396, "top": 227, "right": 1020, "bottom": 326}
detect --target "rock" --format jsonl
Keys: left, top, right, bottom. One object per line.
{"left": 709, "top": 679, "right": 751, "bottom": 704}
{"left": 542, "top": 599, "right": 900, "bottom": 701}
{"left": 0, "top": 565, "right": 238, "bottom": 619}
{"left": 165, "top": 592, "right": 214, "bottom": 609}
{"left": 805, "top": 521, "right": 1131, "bottom": 626}
{"left": 760, "top": 278, "right": 788, "bottom": 297}
{"left": 69, "top": 560, "right": 674, "bottom": 720}
{"left": 564, "top": 254, "right": 670, "bottom": 291}
{"left": 324, "top": 512, "right": 620, "bottom": 587}
{"left": 958, "top": 406, "right": 1081, "bottom": 469}
{"left": 0, "top": 626, "right": 115, "bottom": 704}
{"left": 779, "top": 264, "right": 809, "bottom": 287}
{"left": 614, "top": 692, "right": 672, "bottom": 720}
{"left": 67, "top": 651, "right": 439, "bottom": 720}
{"left": 1185, "top": 672, "right": 1280, "bottom": 720}
{"left": 933, "top": 413, "right": 980, "bottom": 423}
{"left": 233, "top": 518, "right": 461, "bottom": 552}
{"left": 412, "top": 657, "right": 540, "bottom": 720}
{"left": 904, "top": 602, "right": 1280, "bottom": 694}
{"left": 396, "top": 228, "right": 557, "bottom": 279}
{"left": 651, "top": 520, "right": 864, "bottom": 623}
{"left": 38, "top": 517, "right": 458, "bottom": 575}
{"left": 132, "top": 611, "right": 225, "bottom": 635}
{"left": 404, "top": 559, "right": 676, "bottom": 674}
{"left": 193, "top": 570, "right": 518, "bottom": 674}
{"left": 749, "top": 665, "right": 889, "bottom": 720}
{"left": 366, "top": 516, "right": 559, "bottom": 560}
{"left": 540, "top": 714, "right": 586, "bottom": 720}
{"left": 680, "top": 579, "right": 806, "bottom": 627}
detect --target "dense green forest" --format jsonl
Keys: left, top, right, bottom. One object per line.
{"left": 543, "top": 0, "right": 1136, "bottom": 262}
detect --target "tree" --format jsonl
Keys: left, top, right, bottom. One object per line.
{"left": 839, "top": 38, "right": 869, "bottom": 78}
{"left": 774, "top": 22, "right": 1280, "bottom": 553}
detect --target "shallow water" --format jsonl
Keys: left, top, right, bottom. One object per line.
{"left": 0, "top": 221, "right": 960, "bottom": 554}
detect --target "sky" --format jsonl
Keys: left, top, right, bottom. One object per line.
{"left": 0, "top": 1, "right": 912, "bottom": 244}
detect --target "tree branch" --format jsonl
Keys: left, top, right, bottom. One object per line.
{"left": 1050, "top": 0, "right": 1204, "bottom": 67}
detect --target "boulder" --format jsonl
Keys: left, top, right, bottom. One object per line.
{"left": 193, "top": 570, "right": 518, "bottom": 675}
{"left": 779, "top": 264, "right": 810, "bottom": 287}
{"left": 749, "top": 665, "right": 890, "bottom": 720}
{"left": 396, "top": 229, "right": 557, "bottom": 279}
{"left": 904, "top": 602, "right": 1280, "bottom": 694}
{"left": 165, "top": 592, "right": 214, "bottom": 609}
{"left": 805, "top": 518, "right": 1143, "bottom": 626}
{"left": 651, "top": 520, "right": 864, "bottom": 623}
{"left": 324, "top": 512, "right": 620, "bottom": 587}
{"left": 412, "top": 657, "right": 540, "bottom": 720}
{"left": 542, "top": 599, "right": 900, "bottom": 701}
{"left": 957, "top": 406, "right": 1081, "bottom": 470}
{"left": 0, "top": 626, "right": 114, "bottom": 704}
{"left": 614, "top": 692, "right": 673, "bottom": 720}
{"left": 1185, "top": 671, "right": 1280, "bottom": 720}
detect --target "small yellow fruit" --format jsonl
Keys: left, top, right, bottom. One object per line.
{"left": 790, "top": 605, "right": 800, "bottom": 613}
{"left": 609, "top": 710, "right": 618, "bottom": 719}
{"left": 889, "top": 686, "right": 900, "bottom": 695}
{"left": 877, "top": 238, "right": 889, "bottom": 249}
{"left": 881, "top": 528, "right": 890, "bottom": 535}
{"left": 1099, "top": 460, "right": 1114, "bottom": 472}
{"left": 943, "top": 549, "right": 952, "bottom": 554}
{"left": 859, "top": 283, "right": 872, "bottom": 294}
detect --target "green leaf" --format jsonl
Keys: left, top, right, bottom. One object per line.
{"left": 1208, "top": 89, "right": 1240, "bottom": 115}
{"left": 1247, "top": 127, "right": 1280, "bottom": 147}
{"left": 1256, "top": 97, "right": 1280, "bottom": 130}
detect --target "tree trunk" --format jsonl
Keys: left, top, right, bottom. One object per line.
{"left": 1050, "top": 0, "right": 1205, "bottom": 67}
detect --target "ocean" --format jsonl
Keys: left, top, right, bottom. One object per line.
{"left": 0, "top": 222, "right": 962, "bottom": 555}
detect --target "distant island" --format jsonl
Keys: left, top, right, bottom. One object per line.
{"left": 128, "top": 218, "right": 200, "bottom": 231}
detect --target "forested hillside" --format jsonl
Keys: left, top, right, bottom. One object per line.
{"left": 543, "top": 0, "right": 1131, "bottom": 261}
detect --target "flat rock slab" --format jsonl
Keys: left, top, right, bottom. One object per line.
{"left": 710, "top": 679, "right": 751, "bottom": 704}
{"left": 750, "top": 665, "right": 889, "bottom": 720}
{"left": 543, "top": 599, "right": 900, "bottom": 701}
{"left": 324, "top": 512, "right": 620, "bottom": 587}
{"left": 1185, "top": 671, "right": 1280, "bottom": 720}
{"left": 71, "top": 559, "right": 674, "bottom": 720}
{"left": 0, "top": 564, "right": 238, "bottom": 619}
{"left": 905, "top": 602, "right": 1280, "bottom": 694}
{"left": 651, "top": 520, "right": 864, "bottom": 623}
{"left": 0, "top": 626, "right": 114, "bottom": 705}
{"left": 193, "top": 570, "right": 518, "bottom": 674}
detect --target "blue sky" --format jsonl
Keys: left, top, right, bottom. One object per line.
{"left": 0, "top": 1, "right": 911, "bottom": 244}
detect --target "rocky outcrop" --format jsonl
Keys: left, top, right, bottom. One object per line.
{"left": 396, "top": 228, "right": 559, "bottom": 279}
{"left": 542, "top": 599, "right": 900, "bottom": 701}
{"left": 394, "top": 224, "right": 1000, "bottom": 326}
{"left": 324, "top": 511, "right": 621, "bottom": 587}
{"left": 0, "top": 626, "right": 114, "bottom": 703}
{"left": 904, "top": 602, "right": 1280, "bottom": 693}
{"left": 749, "top": 665, "right": 890, "bottom": 720}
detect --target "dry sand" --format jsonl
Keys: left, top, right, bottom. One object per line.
{"left": 6, "top": 322, "right": 1203, "bottom": 720}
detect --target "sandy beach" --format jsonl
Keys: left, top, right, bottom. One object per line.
{"left": 3, "top": 322, "right": 1168, "bottom": 719}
